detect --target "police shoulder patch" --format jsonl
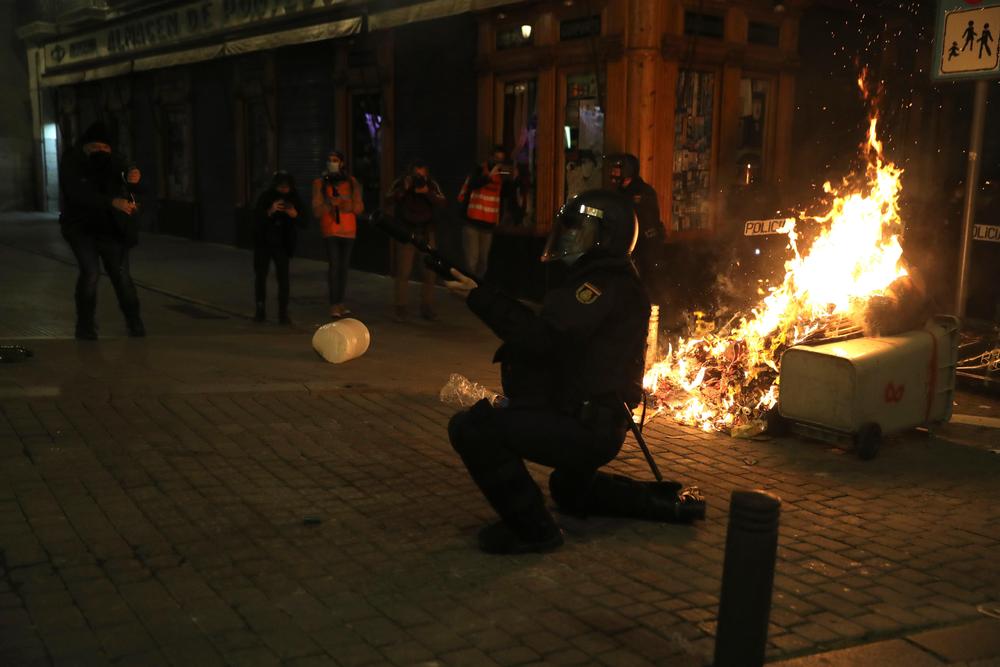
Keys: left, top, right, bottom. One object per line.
{"left": 575, "top": 282, "right": 602, "bottom": 304}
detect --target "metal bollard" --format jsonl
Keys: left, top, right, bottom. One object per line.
{"left": 713, "top": 490, "right": 781, "bottom": 667}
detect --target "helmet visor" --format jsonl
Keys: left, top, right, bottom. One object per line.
{"left": 541, "top": 203, "right": 603, "bottom": 263}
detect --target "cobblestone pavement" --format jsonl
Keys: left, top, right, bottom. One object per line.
{"left": 2, "top": 389, "right": 999, "bottom": 666}
{"left": 2, "top": 213, "right": 999, "bottom": 666}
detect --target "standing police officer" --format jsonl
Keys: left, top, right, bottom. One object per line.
{"left": 445, "top": 190, "right": 702, "bottom": 555}
{"left": 608, "top": 154, "right": 666, "bottom": 305}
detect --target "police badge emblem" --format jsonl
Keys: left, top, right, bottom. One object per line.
{"left": 575, "top": 282, "right": 602, "bottom": 304}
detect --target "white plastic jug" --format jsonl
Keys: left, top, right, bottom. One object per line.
{"left": 312, "top": 318, "right": 371, "bottom": 364}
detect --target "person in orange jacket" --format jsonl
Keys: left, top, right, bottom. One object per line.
{"left": 312, "top": 150, "right": 364, "bottom": 318}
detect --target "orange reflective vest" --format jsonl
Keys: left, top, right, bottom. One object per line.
{"left": 458, "top": 173, "right": 501, "bottom": 226}
{"left": 313, "top": 176, "right": 363, "bottom": 239}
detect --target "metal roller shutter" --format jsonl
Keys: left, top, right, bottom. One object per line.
{"left": 276, "top": 43, "right": 334, "bottom": 205}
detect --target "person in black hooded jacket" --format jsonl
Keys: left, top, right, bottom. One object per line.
{"left": 252, "top": 171, "right": 303, "bottom": 324}
{"left": 59, "top": 121, "right": 145, "bottom": 340}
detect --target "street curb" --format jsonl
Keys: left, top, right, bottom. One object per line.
{"left": 767, "top": 616, "right": 1000, "bottom": 665}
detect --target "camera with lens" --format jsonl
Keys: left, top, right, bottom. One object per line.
{"left": 411, "top": 174, "right": 428, "bottom": 189}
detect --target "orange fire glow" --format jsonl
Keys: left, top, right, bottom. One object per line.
{"left": 644, "top": 71, "right": 907, "bottom": 433}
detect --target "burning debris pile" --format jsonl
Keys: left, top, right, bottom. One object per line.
{"left": 645, "top": 75, "right": 918, "bottom": 434}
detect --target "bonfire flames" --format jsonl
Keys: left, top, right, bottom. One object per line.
{"left": 644, "top": 74, "right": 909, "bottom": 434}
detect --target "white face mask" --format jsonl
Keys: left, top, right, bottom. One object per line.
{"left": 581, "top": 162, "right": 594, "bottom": 179}
{"left": 327, "top": 161, "right": 341, "bottom": 173}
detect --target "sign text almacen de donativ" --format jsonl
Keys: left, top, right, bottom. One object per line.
{"left": 45, "top": 0, "right": 348, "bottom": 70}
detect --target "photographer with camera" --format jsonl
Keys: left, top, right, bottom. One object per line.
{"left": 252, "top": 171, "right": 302, "bottom": 324}
{"left": 457, "top": 145, "right": 515, "bottom": 278}
{"left": 386, "top": 160, "right": 446, "bottom": 322}
{"left": 312, "top": 150, "right": 364, "bottom": 319}
{"left": 59, "top": 121, "right": 145, "bottom": 340}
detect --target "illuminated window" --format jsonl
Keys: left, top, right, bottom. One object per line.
{"left": 563, "top": 73, "right": 604, "bottom": 201}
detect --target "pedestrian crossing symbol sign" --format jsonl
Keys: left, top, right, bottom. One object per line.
{"left": 933, "top": 0, "right": 1000, "bottom": 81}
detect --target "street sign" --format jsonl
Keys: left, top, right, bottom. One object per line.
{"left": 742, "top": 218, "right": 788, "bottom": 237}
{"left": 973, "top": 223, "right": 1000, "bottom": 242}
{"left": 932, "top": 0, "right": 1000, "bottom": 81}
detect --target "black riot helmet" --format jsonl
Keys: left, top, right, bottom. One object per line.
{"left": 607, "top": 153, "right": 639, "bottom": 188}
{"left": 541, "top": 189, "right": 638, "bottom": 265}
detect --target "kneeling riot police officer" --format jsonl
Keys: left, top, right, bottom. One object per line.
{"left": 445, "top": 190, "right": 702, "bottom": 555}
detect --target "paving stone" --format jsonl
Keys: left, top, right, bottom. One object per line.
{"left": 768, "top": 638, "right": 943, "bottom": 666}
{"left": 908, "top": 619, "right": 1000, "bottom": 662}
{"left": 96, "top": 623, "right": 156, "bottom": 659}
{"left": 219, "top": 646, "right": 282, "bottom": 667}
{"left": 0, "top": 284, "right": 999, "bottom": 667}
{"left": 489, "top": 644, "right": 543, "bottom": 665}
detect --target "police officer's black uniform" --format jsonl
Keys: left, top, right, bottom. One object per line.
{"left": 608, "top": 154, "right": 665, "bottom": 304}
{"left": 448, "top": 190, "right": 702, "bottom": 555}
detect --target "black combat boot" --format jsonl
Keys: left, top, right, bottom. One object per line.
{"left": 75, "top": 320, "right": 98, "bottom": 341}
{"left": 126, "top": 314, "right": 146, "bottom": 338}
{"left": 466, "top": 460, "right": 563, "bottom": 554}
{"left": 254, "top": 302, "right": 266, "bottom": 323}
{"left": 646, "top": 485, "right": 706, "bottom": 522}
{"left": 477, "top": 507, "right": 564, "bottom": 555}
{"left": 550, "top": 469, "right": 705, "bottom": 523}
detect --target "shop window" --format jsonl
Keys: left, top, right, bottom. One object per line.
{"left": 164, "top": 104, "right": 194, "bottom": 200}
{"left": 560, "top": 15, "right": 601, "bottom": 41}
{"left": 748, "top": 21, "right": 780, "bottom": 47}
{"left": 501, "top": 79, "right": 537, "bottom": 228}
{"left": 736, "top": 78, "right": 770, "bottom": 186}
{"left": 672, "top": 70, "right": 715, "bottom": 232}
{"left": 684, "top": 12, "right": 724, "bottom": 39}
{"left": 496, "top": 26, "right": 533, "bottom": 50}
{"left": 563, "top": 73, "right": 604, "bottom": 201}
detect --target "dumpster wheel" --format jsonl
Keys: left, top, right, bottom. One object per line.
{"left": 855, "top": 422, "right": 881, "bottom": 460}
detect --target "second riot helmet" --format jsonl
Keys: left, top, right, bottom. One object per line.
{"left": 607, "top": 153, "right": 639, "bottom": 188}
{"left": 541, "top": 189, "right": 638, "bottom": 265}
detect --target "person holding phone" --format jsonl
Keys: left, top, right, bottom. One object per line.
{"left": 312, "top": 150, "right": 364, "bottom": 319}
{"left": 253, "top": 171, "right": 302, "bottom": 324}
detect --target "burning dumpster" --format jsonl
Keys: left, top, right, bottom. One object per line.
{"left": 777, "top": 315, "right": 960, "bottom": 459}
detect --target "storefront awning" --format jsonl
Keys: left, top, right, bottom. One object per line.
{"left": 367, "top": 0, "right": 520, "bottom": 31}
{"left": 40, "top": 16, "right": 362, "bottom": 87}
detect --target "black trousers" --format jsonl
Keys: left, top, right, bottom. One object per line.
{"left": 325, "top": 236, "right": 354, "bottom": 305}
{"left": 62, "top": 227, "right": 140, "bottom": 326}
{"left": 254, "top": 241, "right": 290, "bottom": 313}
{"left": 448, "top": 400, "right": 626, "bottom": 537}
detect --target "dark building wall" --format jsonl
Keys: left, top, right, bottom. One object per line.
{"left": 132, "top": 71, "right": 161, "bottom": 234}
{"left": 1, "top": 2, "right": 33, "bottom": 210}
{"left": 193, "top": 59, "right": 237, "bottom": 245}
{"left": 393, "top": 14, "right": 478, "bottom": 273}
{"left": 275, "top": 41, "right": 337, "bottom": 264}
